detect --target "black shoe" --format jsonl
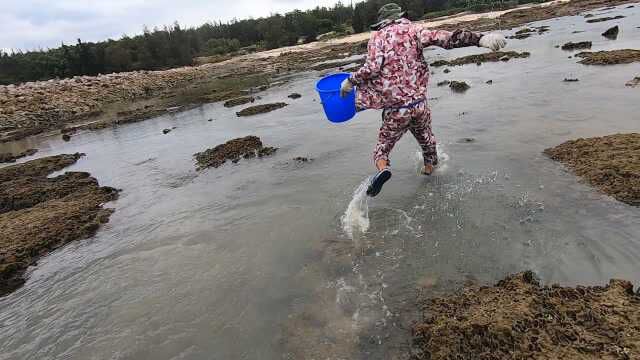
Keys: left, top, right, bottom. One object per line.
{"left": 366, "top": 168, "right": 392, "bottom": 197}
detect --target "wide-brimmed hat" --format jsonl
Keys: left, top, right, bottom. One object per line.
{"left": 370, "top": 3, "right": 406, "bottom": 30}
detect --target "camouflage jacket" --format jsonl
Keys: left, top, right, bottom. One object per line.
{"left": 350, "top": 19, "right": 482, "bottom": 109}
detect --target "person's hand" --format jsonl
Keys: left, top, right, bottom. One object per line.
{"left": 340, "top": 78, "right": 354, "bottom": 97}
{"left": 479, "top": 33, "right": 507, "bottom": 51}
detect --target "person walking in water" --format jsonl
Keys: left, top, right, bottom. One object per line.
{"left": 340, "top": 3, "right": 506, "bottom": 197}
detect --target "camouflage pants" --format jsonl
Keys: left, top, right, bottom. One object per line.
{"left": 373, "top": 101, "right": 437, "bottom": 166}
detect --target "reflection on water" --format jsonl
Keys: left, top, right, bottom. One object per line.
{"left": 1, "top": 5, "right": 640, "bottom": 360}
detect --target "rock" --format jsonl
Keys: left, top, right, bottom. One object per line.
{"left": 162, "top": 128, "right": 172, "bottom": 134}
{"left": 0, "top": 154, "right": 118, "bottom": 296}
{"left": 62, "top": 134, "right": 71, "bottom": 142}
{"left": 563, "top": 78, "right": 579, "bottom": 82}
{"left": 544, "top": 133, "right": 640, "bottom": 206}
{"left": 515, "top": 28, "right": 534, "bottom": 35}
{"left": 223, "top": 96, "right": 255, "bottom": 108}
{"left": 293, "top": 156, "right": 311, "bottom": 162}
{"left": 193, "top": 135, "right": 278, "bottom": 170}
{"left": 412, "top": 271, "right": 640, "bottom": 360}
{"left": 436, "top": 80, "right": 450, "bottom": 87}
{"left": 586, "top": 15, "right": 625, "bottom": 23}
{"left": 561, "top": 41, "right": 592, "bottom": 50}
{"left": 288, "top": 93, "right": 302, "bottom": 99}
{"left": 236, "top": 103, "right": 288, "bottom": 117}
{"left": 499, "top": 56, "right": 510, "bottom": 61}
{"left": 443, "top": 68, "right": 451, "bottom": 73}
{"left": 424, "top": 51, "right": 531, "bottom": 67}
{"left": 602, "top": 25, "right": 619, "bottom": 39}
{"left": 486, "top": 80, "right": 493, "bottom": 84}
{"left": 535, "top": 25, "right": 550, "bottom": 33}
{"left": 0, "top": 149, "right": 38, "bottom": 164}
{"left": 458, "top": 137, "right": 475, "bottom": 143}
{"left": 449, "top": 81, "right": 470, "bottom": 93}
{"left": 208, "top": 118, "right": 213, "bottom": 122}
{"left": 576, "top": 49, "right": 640, "bottom": 65}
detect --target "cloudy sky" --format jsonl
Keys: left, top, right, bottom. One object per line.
{"left": 1, "top": 0, "right": 346, "bottom": 51}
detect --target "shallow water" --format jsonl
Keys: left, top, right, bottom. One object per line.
{"left": 2, "top": 5, "right": 640, "bottom": 359}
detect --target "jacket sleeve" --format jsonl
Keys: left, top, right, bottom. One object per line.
{"left": 417, "top": 28, "right": 482, "bottom": 49}
{"left": 349, "top": 33, "right": 385, "bottom": 85}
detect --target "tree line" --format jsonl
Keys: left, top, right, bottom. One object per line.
{"left": 0, "top": 0, "right": 535, "bottom": 85}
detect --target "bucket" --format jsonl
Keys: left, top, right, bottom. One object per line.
{"left": 316, "top": 73, "right": 356, "bottom": 123}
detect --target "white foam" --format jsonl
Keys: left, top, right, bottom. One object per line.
{"left": 341, "top": 178, "right": 370, "bottom": 239}
{"left": 415, "top": 144, "right": 449, "bottom": 174}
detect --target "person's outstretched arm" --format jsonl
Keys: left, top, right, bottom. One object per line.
{"left": 418, "top": 28, "right": 506, "bottom": 51}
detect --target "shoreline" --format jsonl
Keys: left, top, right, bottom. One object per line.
{"left": 1, "top": 0, "right": 634, "bottom": 146}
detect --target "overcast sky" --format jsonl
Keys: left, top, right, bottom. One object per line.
{"left": 1, "top": 0, "right": 347, "bottom": 51}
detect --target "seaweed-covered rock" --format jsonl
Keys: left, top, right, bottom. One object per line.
{"left": 0, "top": 149, "right": 38, "bottom": 164}
{"left": 576, "top": 49, "right": 640, "bottom": 65}
{"left": 0, "top": 153, "right": 118, "bottom": 296}
{"left": 194, "top": 135, "right": 278, "bottom": 170}
{"left": 544, "top": 133, "right": 640, "bottom": 206}
{"left": 586, "top": 15, "right": 625, "bottom": 23}
{"left": 412, "top": 271, "right": 640, "bottom": 359}
{"left": 449, "top": 81, "right": 470, "bottom": 93}
{"left": 223, "top": 96, "right": 255, "bottom": 108}
{"left": 561, "top": 41, "right": 592, "bottom": 50}
{"left": 430, "top": 51, "right": 530, "bottom": 67}
{"left": 236, "top": 103, "right": 288, "bottom": 117}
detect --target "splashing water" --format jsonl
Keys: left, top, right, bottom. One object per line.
{"left": 341, "top": 178, "right": 371, "bottom": 239}
{"left": 415, "top": 144, "right": 449, "bottom": 175}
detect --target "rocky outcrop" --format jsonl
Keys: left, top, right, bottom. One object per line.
{"left": 0, "top": 154, "right": 118, "bottom": 296}
{"left": 194, "top": 136, "right": 278, "bottom": 170}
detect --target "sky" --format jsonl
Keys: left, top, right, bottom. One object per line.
{"left": 1, "top": 0, "right": 347, "bottom": 52}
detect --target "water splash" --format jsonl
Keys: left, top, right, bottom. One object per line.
{"left": 415, "top": 144, "right": 449, "bottom": 175}
{"left": 341, "top": 178, "right": 371, "bottom": 239}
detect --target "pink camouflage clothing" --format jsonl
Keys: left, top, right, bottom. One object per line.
{"left": 348, "top": 18, "right": 482, "bottom": 166}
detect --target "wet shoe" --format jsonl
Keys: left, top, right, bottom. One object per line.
{"left": 421, "top": 162, "right": 438, "bottom": 176}
{"left": 366, "top": 168, "right": 392, "bottom": 197}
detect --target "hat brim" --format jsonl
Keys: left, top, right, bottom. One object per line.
{"left": 370, "top": 11, "right": 406, "bottom": 30}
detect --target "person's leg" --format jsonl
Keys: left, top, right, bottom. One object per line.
{"left": 368, "top": 109, "right": 410, "bottom": 197}
{"left": 408, "top": 104, "right": 438, "bottom": 175}
{"left": 373, "top": 109, "right": 410, "bottom": 170}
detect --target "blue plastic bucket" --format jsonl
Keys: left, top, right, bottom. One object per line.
{"left": 316, "top": 73, "right": 356, "bottom": 123}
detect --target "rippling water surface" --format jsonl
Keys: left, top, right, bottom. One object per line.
{"left": 1, "top": 5, "right": 639, "bottom": 359}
